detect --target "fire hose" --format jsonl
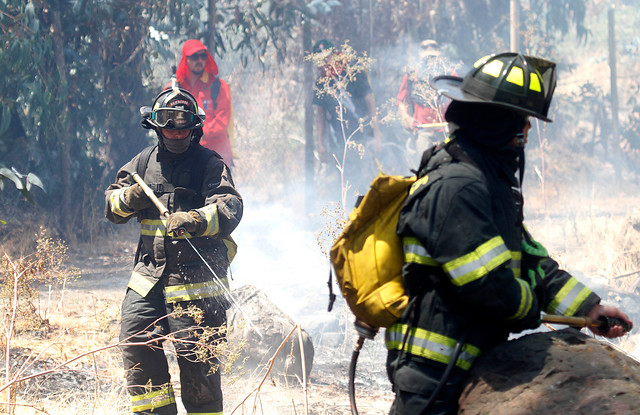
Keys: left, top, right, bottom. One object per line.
{"left": 348, "top": 314, "right": 631, "bottom": 415}
{"left": 131, "top": 172, "right": 263, "bottom": 339}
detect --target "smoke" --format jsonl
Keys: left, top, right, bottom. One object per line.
{"left": 228, "top": 188, "right": 342, "bottom": 339}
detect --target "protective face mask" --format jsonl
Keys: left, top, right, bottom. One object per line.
{"left": 163, "top": 136, "right": 191, "bottom": 154}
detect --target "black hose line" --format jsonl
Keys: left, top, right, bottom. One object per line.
{"left": 348, "top": 336, "right": 366, "bottom": 415}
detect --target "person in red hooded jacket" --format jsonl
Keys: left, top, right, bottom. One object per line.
{"left": 166, "top": 39, "right": 235, "bottom": 166}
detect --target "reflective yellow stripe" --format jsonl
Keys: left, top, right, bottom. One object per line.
{"left": 506, "top": 66, "right": 524, "bottom": 86}
{"left": 529, "top": 72, "right": 542, "bottom": 92}
{"left": 508, "top": 278, "right": 533, "bottom": 321}
{"left": 403, "top": 237, "right": 439, "bottom": 266}
{"left": 443, "top": 236, "right": 511, "bottom": 286}
{"left": 131, "top": 384, "right": 176, "bottom": 412}
{"left": 109, "top": 188, "right": 135, "bottom": 218}
{"left": 510, "top": 250, "right": 522, "bottom": 278}
{"left": 409, "top": 175, "right": 429, "bottom": 195}
{"left": 127, "top": 271, "right": 156, "bottom": 298}
{"left": 473, "top": 55, "right": 492, "bottom": 68}
{"left": 385, "top": 323, "right": 481, "bottom": 371}
{"left": 198, "top": 205, "right": 220, "bottom": 236}
{"left": 140, "top": 219, "right": 194, "bottom": 239}
{"left": 165, "top": 279, "right": 228, "bottom": 303}
{"left": 481, "top": 60, "right": 504, "bottom": 78}
{"left": 547, "top": 278, "right": 593, "bottom": 316}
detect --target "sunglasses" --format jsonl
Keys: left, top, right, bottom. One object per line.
{"left": 187, "top": 52, "right": 208, "bottom": 61}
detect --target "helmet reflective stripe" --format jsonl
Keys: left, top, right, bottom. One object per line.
{"left": 547, "top": 278, "right": 593, "bottom": 316}
{"left": 130, "top": 384, "right": 176, "bottom": 412}
{"left": 164, "top": 280, "right": 228, "bottom": 303}
{"left": 442, "top": 236, "right": 511, "bottom": 286}
{"left": 481, "top": 60, "right": 504, "bottom": 78}
{"left": 473, "top": 55, "right": 492, "bottom": 68}
{"left": 529, "top": 72, "right": 542, "bottom": 92}
{"left": 385, "top": 323, "right": 481, "bottom": 371}
{"left": 506, "top": 66, "right": 523, "bottom": 86}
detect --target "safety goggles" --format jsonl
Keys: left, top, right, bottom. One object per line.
{"left": 152, "top": 108, "right": 196, "bottom": 129}
{"left": 187, "top": 52, "right": 208, "bottom": 61}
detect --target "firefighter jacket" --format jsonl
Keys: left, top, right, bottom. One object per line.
{"left": 386, "top": 137, "right": 601, "bottom": 373}
{"left": 105, "top": 144, "right": 243, "bottom": 303}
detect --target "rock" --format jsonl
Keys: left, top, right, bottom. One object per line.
{"left": 459, "top": 329, "right": 640, "bottom": 415}
{"left": 226, "top": 285, "right": 314, "bottom": 381}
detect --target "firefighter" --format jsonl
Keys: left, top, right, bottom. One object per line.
{"left": 386, "top": 53, "right": 633, "bottom": 415}
{"left": 105, "top": 87, "right": 242, "bottom": 414}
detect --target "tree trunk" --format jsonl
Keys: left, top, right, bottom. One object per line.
{"left": 51, "top": 8, "right": 74, "bottom": 240}
{"left": 208, "top": 0, "right": 218, "bottom": 53}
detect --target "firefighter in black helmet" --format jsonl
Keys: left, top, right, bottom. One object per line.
{"left": 385, "top": 53, "right": 632, "bottom": 415}
{"left": 105, "top": 87, "right": 243, "bottom": 414}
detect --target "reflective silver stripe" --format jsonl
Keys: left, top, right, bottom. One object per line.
{"left": 510, "top": 251, "right": 522, "bottom": 278}
{"left": 548, "top": 278, "right": 593, "bottom": 316}
{"left": 164, "top": 280, "right": 228, "bottom": 303}
{"left": 403, "top": 237, "right": 439, "bottom": 266}
{"left": 109, "top": 188, "right": 135, "bottom": 217}
{"left": 187, "top": 412, "right": 223, "bottom": 415}
{"left": 131, "top": 384, "right": 176, "bottom": 412}
{"left": 140, "top": 219, "right": 193, "bottom": 239}
{"left": 508, "top": 278, "right": 533, "bottom": 320}
{"left": 385, "top": 324, "right": 480, "bottom": 371}
{"left": 197, "top": 205, "right": 219, "bottom": 236}
{"left": 127, "top": 271, "right": 156, "bottom": 298}
{"left": 443, "top": 236, "right": 511, "bottom": 286}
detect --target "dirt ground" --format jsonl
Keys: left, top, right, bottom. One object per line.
{"left": 11, "top": 228, "right": 394, "bottom": 415}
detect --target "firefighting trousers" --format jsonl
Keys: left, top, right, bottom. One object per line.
{"left": 387, "top": 352, "right": 467, "bottom": 415}
{"left": 119, "top": 283, "right": 227, "bottom": 414}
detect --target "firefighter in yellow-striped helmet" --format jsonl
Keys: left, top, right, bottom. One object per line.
{"left": 431, "top": 52, "right": 556, "bottom": 122}
{"left": 386, "top": 52, "right": 632, "bottom": 415}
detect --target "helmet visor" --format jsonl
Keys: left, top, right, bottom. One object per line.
{"left": 153, "top": 108, "right": 196, "bottom": 129}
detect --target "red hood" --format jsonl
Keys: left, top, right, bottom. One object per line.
{"left": 176, "top": 39, "right": 219, "bottom": 85}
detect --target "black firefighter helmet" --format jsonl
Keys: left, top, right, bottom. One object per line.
{"left": 431, "top": 52, "right": 556, "bottom": 122}
{"left": 140, "top": 87, "right": 206, "bottom": 141}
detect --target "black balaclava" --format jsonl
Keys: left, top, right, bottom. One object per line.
{"left": 445, "top": 100, "right": 528, "bottom": 184}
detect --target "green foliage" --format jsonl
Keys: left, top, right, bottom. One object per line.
{"left": 0, "top": 167, "right": 44, "bottom": 205}
{"left": 0, "top": 0, "right": 313, "bottom": 239}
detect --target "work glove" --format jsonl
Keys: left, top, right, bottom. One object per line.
{"left": 122, "top": 183, "right": 153, "bottom": 211}
{"left": 165, "top": 211, "right": 202, "bottom": 235}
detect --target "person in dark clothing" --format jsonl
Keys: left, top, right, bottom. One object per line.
{"left": 105, "top": 87, "right": 242, "bottom": 414}
{"left": 311, "top": 39, "right": 382, "bottom": 201}
{"left": 386, "top": 52, "right": 632, "bottom": 415}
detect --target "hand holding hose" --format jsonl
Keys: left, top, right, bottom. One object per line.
{"left": 586, "top": 304, "right": 633, "bottom": 338}
{"left": 166, "top": 211, "right": 201, "bottom": 235}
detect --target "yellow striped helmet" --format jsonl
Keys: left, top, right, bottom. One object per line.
{"left": 430, "top": 53, "right": 556, "bottom": 122}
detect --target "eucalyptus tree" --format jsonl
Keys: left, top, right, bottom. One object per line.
{"left": 0, "top": 0, "right": 317, "bottom": 238}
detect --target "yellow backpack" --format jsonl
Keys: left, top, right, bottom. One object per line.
{"left": 329, "top": 172, "right": 416, "bottom": 329}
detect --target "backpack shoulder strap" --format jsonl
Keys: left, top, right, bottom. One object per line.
{"left": 135, "top": 144, "right": 158, "bottom": 177}
{"left": 187, "top": 145, "right": 222, "bottom": 193}
{"left": 211, "top": 78, "right": 221, "bottom": 110}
